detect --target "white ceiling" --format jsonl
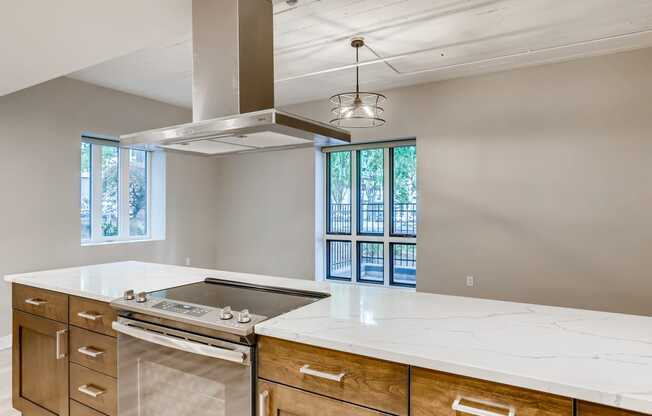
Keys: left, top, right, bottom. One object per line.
{"left": 0, "top": 0, "right": 191, "bottom": 97}
{"left": 9, "top": 0, "right": 652, "bottom": 108}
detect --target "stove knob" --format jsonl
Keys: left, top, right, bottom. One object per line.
{"left": 136, "top": 292, "right": 148, "bottom": 303}
{"left": 123, "top": 290, "right": 135, "bottom": 301}
{"left": 237, "top": 309, "right": 251, "bottom": 324}
{"left": 219, "top": 306, "right": 233, "bottom": 320}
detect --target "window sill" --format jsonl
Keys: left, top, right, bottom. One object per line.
{"left": 81, "top": 238, "right": 164, "bottom": 247}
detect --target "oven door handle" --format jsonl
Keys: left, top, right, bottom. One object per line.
{"left": 112, "top": 321, "right": 247, "bottom": 365}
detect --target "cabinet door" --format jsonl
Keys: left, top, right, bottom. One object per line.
{"left": 13, "top": 310, "right": 69, "bottom": 416}
{"left": 577, "top": 401, "right": 648, "bottom": 416}
{"left": 257, "top": 380, "right": 387, "bottom": 416}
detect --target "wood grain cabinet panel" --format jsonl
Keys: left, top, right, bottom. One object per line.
{"left": 577, "top": 401, "right": 649, "bottom": 416}
{"left": 13, "top": 283, "right": 68, "bottom": 323}
{"left": 12, "top": 310, "right": 69, "bottom": 416}
{"left": 411, "top": 367, "right": 572, "bottom": 416}
{"left": 69, "top": 327, "right": 117, "bottom": 377}
{"left": 70, "top": 400, "right": 106, "bottom": 416}
{"left": 258, "top": 336, "right": 409, "bottom": 415}
{"left": 258, "top": 380, "right": 389, "bottom": 416}
{"left": 69, "top": 297, "right": 117, "bottom": 337}
{"left": 69, "top": 363, "right": 117, "bottom": 416}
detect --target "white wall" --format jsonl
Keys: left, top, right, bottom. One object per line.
{"left": 0, "top": 77, "right": 219, "bottom": 336}
{"left": 215, "top": 47, "right": 652, "bottom": 315}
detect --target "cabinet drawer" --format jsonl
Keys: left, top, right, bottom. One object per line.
{"left": 258, "top": 336, "right": 408, "bottom": 415}
{"left": 69, "top": 296, "right": 117, "bottom": 337}
{"left": 411, "top": 367, "right": 572, "bottom": 416}
{"left": 13, "top": 283, "right": 68, "bottom": 322}
{"left": 70, "top": 363, "right": 117, "bottom": 416}
{"left": 577, "top": 401, "right": 647, "bottom": 416}
{"left": 70, "top": 400, "right": 106, "bottom": 416}
{"left": 69, "top": 326, "right": 117, "bottom": 377}
{"left": 258, "top": 380, "right": 388, "bottom": 416}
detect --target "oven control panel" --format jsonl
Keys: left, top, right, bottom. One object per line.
{"left": 152, "top": 301, "right": 209, "bottom": 317}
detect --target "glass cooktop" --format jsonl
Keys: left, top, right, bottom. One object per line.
{"left": 148, "top": 278, "right": 329, "bottom": 318}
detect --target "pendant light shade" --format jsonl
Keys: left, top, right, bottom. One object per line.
{"left": 330, "top": 37, "right": 386, "bottom": 128}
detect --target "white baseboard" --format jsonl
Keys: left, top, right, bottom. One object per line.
{"left": 0, "top": 334, "right": 11, "bottom": 350}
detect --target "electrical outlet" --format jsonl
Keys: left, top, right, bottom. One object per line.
{"left": 466, "top": 276, "right": 475, "bottom": 287}
{"left": 185, "top": 257, "right": 191, "bottom": 266}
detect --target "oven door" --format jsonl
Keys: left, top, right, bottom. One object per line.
{"left": 113, "top": 317, "right": 253, "bottom": 416}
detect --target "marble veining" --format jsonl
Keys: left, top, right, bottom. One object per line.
{"left": 5, "top": 261, "right": 652, "bottom": 414}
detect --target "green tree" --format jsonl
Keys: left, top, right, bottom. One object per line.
{"left": 329, "top": 151, "right": 351, "bottom": 204}
{"left": 393, "top": 146, "right": 416, "bottom": 203}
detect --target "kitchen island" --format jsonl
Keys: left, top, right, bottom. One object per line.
{"left": 5, "top": 261, "right": 652, "bottom": 415}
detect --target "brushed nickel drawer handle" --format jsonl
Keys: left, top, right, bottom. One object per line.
{"left": 25, "top": 298, "right": 48, "bottom": 306}
{"left": 78, "top": 384, "right": 106, "bottom": 398}
{"left": 299, "top": 364, "right": 346, "bottom": 382}
{"left": 258, "top": 390, "right": 269, "bottom": 416}
{"left": 452, "top": 397, "right": 516, "bottom": 416}
{"left": 55, "top": 329, "right": 67, "bottom": 360}
{"left": 78, "top": 346, "right": 105, "bottom": 358}
{"left": 77, "top": 311, "right": 103, "bottom": 321}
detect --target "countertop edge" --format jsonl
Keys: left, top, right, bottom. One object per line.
{"left": 6, "top": 276, "right": 115, "bottom": 302}
{"left": 253, "top": 326, "right": 652, "bottom": 415}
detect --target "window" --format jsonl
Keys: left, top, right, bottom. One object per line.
{"left": 324, "top": 141, "right": 417, "bottom": 287}
{"left": 80, "top": 136, "right": 164, "bottom": 244}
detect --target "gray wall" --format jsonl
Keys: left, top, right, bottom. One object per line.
{"left": 215, "top": 47, "right": 652, "bottom": 315}
{"left": 0, "top": 77, "right": 219, "bottom": 336}
{"left": 214, "top": 147, "right": 316, "bottom": 279}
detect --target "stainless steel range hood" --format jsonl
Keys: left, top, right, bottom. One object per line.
{"left": 120, "top": 0, "right": 350, "bottom": 155}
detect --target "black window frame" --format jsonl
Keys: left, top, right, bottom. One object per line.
{"left": 356, "top": 148, "right": 385, "bottom": 236}
{"left": 326, "top": 239, "right": 352, "bottom": 281}
{"left": 326, "top": 151, "right": 352, "bottom": 235}
{"left": 389, "top": 242, "right": 417, "bottom": 288}
{"left": 356, "top": 241, "right": 385, "bottom": 285}
{"left": 390, "top": 145, "right": 418, "bottom": 238}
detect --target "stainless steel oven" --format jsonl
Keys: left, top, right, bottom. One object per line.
{"left": 113, "top": 317, "right": 254, "bottom": 416}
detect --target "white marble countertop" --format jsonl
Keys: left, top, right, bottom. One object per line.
{"left": 6, "top": 261, "right": 652, "bottom": 414}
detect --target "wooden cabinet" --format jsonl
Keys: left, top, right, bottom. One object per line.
{"left": 11, "top": 283, "right": 117, "bottom": 416}
{"left": 12, "top": 310, "right": 69, "bottom": 416}
{"left": 411, "top": 367, "right": 573, "bottom": 416}
{"left": 577, "top": 401, "right": 648, "bottom": 416}
{"left": 13, "top": 284, "right": 68, "bottom": 323}
{"left": 69, "top": 363, "right": 117, "bottom": 416}
{"left": 69, "top": 327, "right": 117, "bottom": 377}
{"left": 69, "top": 296, "right": 117, "bottom": 337}
{"left": 258, "top": 380, "right": 388, "bottom": 416}
{"left": 258, "top": 336, "right": 408, "bottom": 415}
{"left": 69, "top": 400, "right": 106, "bottom": 416}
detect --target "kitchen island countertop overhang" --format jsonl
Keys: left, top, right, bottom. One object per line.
{"left": 5, "top": 261, "right": 652, "bottom": 414}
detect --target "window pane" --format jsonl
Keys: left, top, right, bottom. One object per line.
{"left": 358, "top": 242, "right": 384, "bottom": 283}
{"left": 327, "top": 240, "right": 351, "bottom": 280}
{"left": 80, "top": 143, "right": 92, "bottom": 240}
{"left": 328, "top": 152, "right": 351, "bottom": 234}
{"left": 358, "top": 149, "right": 384, "bottom": 234}
{"left": 392, "top": 145, "right": 417, "bottom": 236}
{"left": 391, "top": 244, "right": 416, "bottom": 286}
{"left": 101, "top": 146, "right": 119, "bottom": 237}
{"left": 129, "top": 149, "right": 148, "bottom": 236}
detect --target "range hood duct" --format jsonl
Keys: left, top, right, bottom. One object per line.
{"left": 120, "top": 0, "right": 350, "bottom": 155}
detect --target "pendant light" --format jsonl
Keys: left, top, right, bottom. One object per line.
{"left": 329, "top": 37, "right": 386, "bottom": 128}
